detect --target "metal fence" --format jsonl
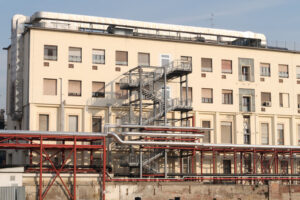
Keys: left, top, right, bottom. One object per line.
{"left": 0, "top": 187, "right": 25, "bottom": 200}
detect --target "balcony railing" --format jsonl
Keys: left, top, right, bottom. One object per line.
{"left": 202, "top": 98, "right": 213, "bottom": 103}
{"left": 93, "top": 55, "right": 105, "bottom": 64}
{"left": 68, "top": 92, "right": 81, "bottom": 96}
{"left": 44, "top": 55, "right": 57, "bottom": 60}
{"left": 279, "top": 71, "right": 289, "bottom": 78}
{"left": 69, "top": 55, "right": 82, "bottom": 62}
{"left": 92, "top": 92, "right": 105, "bottom": 98}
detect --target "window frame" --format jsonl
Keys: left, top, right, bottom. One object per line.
{"left": 69, "top": 47, "right": 82, "bottom": 63}
{"left": 68, "top": 80, "right": 82, "bottom": 97}
{"left": 43, "top": 78, "right": 57, "bottom": 96}
{"left": 221, "top": 59, "right": 232, "bottom": 74}
{"left": 138, "top": 52, "right": 150, "bottom": 66}
{"left": 44, "top": 45, "right": 58, "bottom": 61}
{"left": 92, "top": 81, "right": 105, "bottom": 98}
{"left": 201, "top": 58, "right": 213, "bottom": 72}
{"left": 222, "top": 89, "right": 233, "bottom": 104}
{"left": 116, "top": 51, "right": 128, "bottom": 66}
{"left": 92, "top": 49, "right": 105, "bottom": 64}
{"left": 201, "top": 88, "right": 213, "bottom": 103}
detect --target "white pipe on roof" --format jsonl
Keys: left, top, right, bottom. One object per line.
{"left": 29, "top": 11, "right": 267, "bottom": 45}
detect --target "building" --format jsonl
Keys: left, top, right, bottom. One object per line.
{"left": 5, "top": 11, "right": 300, "bottom": 176}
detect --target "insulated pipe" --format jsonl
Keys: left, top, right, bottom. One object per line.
{"left": 121, "top": 132, "right": 204, "bottom": 138}
{"left": 107, "top": 132, "right": 202, "bottom": 147}
{"left": 104, "top": 124, "right": 213, "bottom": 131}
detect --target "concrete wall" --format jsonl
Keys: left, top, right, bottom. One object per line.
{"left": 22, "top": 174, "right": 300, "bottom": 200}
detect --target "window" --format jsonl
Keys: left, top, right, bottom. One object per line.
{"left": 182, "top": 87, "right": 192, "bottom": 102}
{"left": 69, "top": 47, "right": 82, "bottom": 62}
{"left": 278, "top": 64, "right": 288, "bottom": 78}
{"left": 68, "top": 80, "right": 81, "bottom": 96}
{"left": 115, "top": 83, "right": 128, "bottom": 99}
{"left": 297, "top": 66, "right": 300, "bottom": 79}
{"left": 92, "top": 82, "right": 105, "bottom": 98}
{"left": 161, "top": 54, "right": 170, "bottom": 66}
{"left": 181, "top": 56, "right": 192, "bottom": 68}
{"left": 92, "top": 117, "right": 102, "bottom": 132}
{"left": 260, "top": 63, "right": 270, "bottom": 77}
{"left": 92, "top": 49, "right": 105, "bottom": 64}
{"left": 222, "top": 90, "right": 233, "bottom": 104}
{"left": 221, "top": 122, "right": 232, "bottom": 144}
{"left": 116, "top": 51, "right": 128, "bottom": 65}
{"left": 261, "top": 92, "right": 271, "bottom": 107}
{"left": 39, "top": 114, "right": 49, "bottom": 131}
{"left": 242, "top": 96, "right": 251, "bottom": 112}
{"left": 243, "top": 116, "right": 250, "bottom": 144}
{"left": 44, "top": 45, "right": 57, "bottom": 60}
{"left": 69, "top": 115, "right": 78, "bottom": 132}
{"left": 201, "top": 58, "right": 212, "bottom": 72}
{"left": 277, "top": 124, "right": 284, "bottom": 145}
{"left": 43, "top": 79, "right": 57, "bottom": 96}
{"left": 138, "top": 53, "right": 150, "bottom": 66}
{"left": 241, "top": 66, "right": 250, "bottom": 81}
{"left": 279, "top": 93, "right": 289, "bottom": 108}
{"left": 298, "top": 95, "right": 300, "bottom": 109}
{"left": 202, "top": 88, "right": 213, "bottom": 103}
{"left": 261, "top": 123, "right": 269, "bottom": 145}
{"left": 202, "top": 121, "right": 211, "bottom": 143}
{"left": 221, "top": 60, "right": 232, "bottom": 74}
{"left": 223, "top": 160, "right": 231, "bottom": 174}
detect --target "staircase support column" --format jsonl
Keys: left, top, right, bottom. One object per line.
{"left": 165, "top": 149, "right": 168, "bottom": 178}
{"left": 140, "top": 148, "right": 143, "bottom": 178}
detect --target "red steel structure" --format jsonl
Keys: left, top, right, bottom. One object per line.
{"left": 0, "top": 131, "right": 106, "bottom": 200}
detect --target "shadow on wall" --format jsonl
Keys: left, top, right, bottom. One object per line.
{"left": 0, "top": 109, "right": 5, "bottom": 129}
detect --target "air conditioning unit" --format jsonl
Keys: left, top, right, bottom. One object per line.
{"left": 263, "top": 101, "right": 271, "bottom": 107}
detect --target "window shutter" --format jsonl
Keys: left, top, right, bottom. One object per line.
{"left": 116, "top": 51, "right": 128, "bottom": 64}
{"left": 221, "top": 60, "right": 232, "bottom": 73}
{"left": 221, "top": 122, "right": 232, "bottom": 144}
{"left": 138, "top": 53, "right": 150, "bottom": 66}
{"left": 279, "top": 64, "right": 288, "bottom": 72}
{"left": 202, "top": 88, "right": 212, "bottom": 98}
{"left": 43, "top": 79, "right": 57, "bottom": 95}
{"left": 261, "top": 92, "right": 271, "bottom": 102}
{"left": 39, "top": 114, "right": 49, "bottom": 131}
{"left": 92, "top": 82, "right": 105, "bottom": 93}
{"left": 261, "top": 123, "right": 269, "bottom": 145}
{"left": 69, "top": 80, "right": 81, "bottom": 95}
{"left": 69, "top": 47, "right": 81, "bottom": 57}
{"left": 69, "top": 115, "right": 78, "bottom": 132}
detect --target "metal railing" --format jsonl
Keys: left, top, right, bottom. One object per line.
{"left": 69, "top": 55, "right": 82, "bottom": 62}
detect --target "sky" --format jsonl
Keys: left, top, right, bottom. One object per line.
{"left": 0, "top": 0, "right": 300, "bottom": 110}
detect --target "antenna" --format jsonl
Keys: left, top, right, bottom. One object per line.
{"left": 210, "top": 13, "right": 214, "bottom": 28}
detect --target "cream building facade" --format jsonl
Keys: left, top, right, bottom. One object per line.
{"left": 5, "top": 12, "right": 300, "bottom": 173}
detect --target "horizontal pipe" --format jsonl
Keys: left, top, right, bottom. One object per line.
{"left": 105, "top": 124, "right": 213, "bottom": 131}
{"left": 0, "top": 130, "right": 107, "bottom": 137}
{"left": 108, "top": 132, "right": 202, "bottom": 147}
{"left": 121, "top": 132, "right": 204, "bottom": 137}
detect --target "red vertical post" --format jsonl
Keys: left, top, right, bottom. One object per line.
{"left": 275, "top": 150, "right": 278, "bottom": 174}
{"left": 39, "top": 136, "right": 43, "bottom": 200}
{"left": 253, "top": 149, "right": 256, "bottom": 174}
{"left": 290, "top": 150, "right": 294, "bottom": 174}
{"left": 240, "top": 152, "right": 243, "bottom": 184}
{"left": 234, "top": 150, "right": 237, "bottom": 174}
{"left": 73, "top": 136, "right": 77, "bottom": 200}
{"left": 103, "top": 137, "right": 106, "bottom": 200}
{"left": 213, "top": 150, "right": 216, "bottom": 174}
{"left": 62, "top": 140, "right": 65, "bottom": 164}
{"left": 260, "top": 153, "right": 263, "bottom": 174}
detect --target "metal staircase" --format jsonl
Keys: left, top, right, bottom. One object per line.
{"left": 115, "top": 59, "right": 194, "bottom": 177}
